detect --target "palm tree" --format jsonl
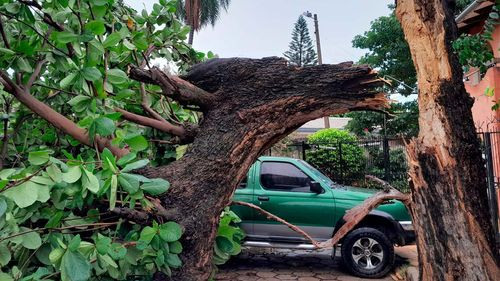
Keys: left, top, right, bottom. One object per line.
{"left": 176, "top": 0, "right": 231, "bottom": 45}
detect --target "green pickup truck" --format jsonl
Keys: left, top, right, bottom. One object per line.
{"left": 232, "top": 156, "right": 414, "bottom": 278}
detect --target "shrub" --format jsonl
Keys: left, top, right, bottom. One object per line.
{"left": 306, "top": 129, "right": 365, "bottom": 184}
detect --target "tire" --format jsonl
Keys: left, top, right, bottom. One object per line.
{"left": 340, "top": 227, "right": 395, "bottom": 278}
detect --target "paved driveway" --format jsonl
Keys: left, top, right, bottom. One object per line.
{"left": 216, "top": 246, "right": 417, "bottom": 281}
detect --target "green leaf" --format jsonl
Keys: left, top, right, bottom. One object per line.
{"left": 62, "top": 166, "right": 82, "bottom": 183}
{"left": 165, "top": 253, "right": 182, "bottom": 268}
{"left": 0, "top": 197, "right": 7, "bottom": 217}
{"left": 0, "top": 243, "right": 11, "bottom": 266}
{"left": 94, "top": 117, "right": 115, "bottom": 136}
{"left": 96, "top": 235, "right": 111, "bottom": 255}
{"left": 0, "top": 47, "right": 15, "bottom": 55}
{"left": 60, "top": 73, "right": 78, "bottom": 88}
{"left": 169, "top": 241, "right": 182, "bottom": 254}
{"left": 82, "top": 67, "right": 102, "bottom": 82}
{"left": 36, "top": 185, "right": 50, "bottom": 203}
{"left": 20, "top": 228, "right": 42, "bottom": 249}
{"left": 102, "top": 32, "right": 121, "bottom": 48}
{"left": 215, "top": 236, "right": 233, "bottom": 253}
{"left": 141, "top": 178, "right": 170, "bottom": 195}
{"left": 117, "top": 173, "right": 139, "bottom": 194}
{"left": 47, "top": 164, "right": 62, "bottom": 183}
{"left": 55, "top": 31, "right": 79, "bottom": 44}
{"left": 158, "top": 222, "right": 182, "bottom": 242}
{"left": 61, "top": 250, "right": 91, "bottom": 281}
{"left": 68, "top": 235, "right": 81, "bottom": 252}
{"left": 82, "top": 168, "right": 99, "bottom": 193}
{"left": 101, "top": 148, "right": 117, "bottom": 172}
{"left": 85, "top": 20, "right": 106, "bottom": 35}
{"left": 28, "top": 150, "right": 50, "bottom": 165}
{"left": 0, "top": 272, "right": 13, "bottom": 281}
{"left": 107, "top": 69, "right": 128, "bottom": 85}
{"left": 116, "top": 152, "right": 136, "bottom": 166}
{"left": 99, "top": 254, "right": 118, "bottom": 268}
{"left": 139, "top": 226, "right": 157, "bottom": 244}
{"left": 125, "top": 135, "right": 148, "bottom": 151}
{"left": 121, "top": 159, "right": 149, "bottom": 173}
{"left": 49, "top": 247, "right": 65, "bottom": 264}
{"left": 109, "top": 174, "right": 117, "bottom": 210}
{"left": 3, "top": 182, "right": 39, "bottom": 208}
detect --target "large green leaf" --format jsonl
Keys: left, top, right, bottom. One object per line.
{"left": 94, "top": 117, "right": 115, "bottom": 136}
{"left": 85, "top": 20, "right": 106, "bottom": 35}
{"left": 82, "top": 168, "right": 99, "bottom": 193}
{"left": 0, "top": 272, "right": 13, "bottom": 281}
{"left": 125, "top": 135, "right": 148, "bottom": 151}
{"left": 165, "top": 253, "right": 182, "bottom": 268}
{"left": 139, "top": 226, "right": 157, "bottom": 245}
{"left": 140, "top": 178, "right": 170, "bottom": 195}
{"left": 109, "top": 174, "right": 117, "bottom": 210}
{"left": 28, "top": 150, "right": 51, "bottom": 165}
{"left": 0, "top": 243, "right": 11, "bottom": 266}
{"left": 3, "top": 181, "right": 39, "bottom": 208}
{"left": 0, "top": 197, "right": 6, "bottom": 217}
{"left": 117, "top": 173, "right": 139, "bottom": 194}
{"left": 54, "top": 31, "right": 79, "bottom": 44}
{"left": 61, "top": 250, "right": 91, "bottom": 281}
{"left": 47, "top": 164, "right": 62, "bottom": 183}
{"left": 20, "top": 228, "right": 42, "bottom": 250}
{"left": 62, "top": 166, "right": 82, "bottom": 183}
{"left": 107, "top": 69, "right": 128, "bottom": 85}
{"left": 158, "top": 222, "right": 182, "bottom": 242}
{"left": 60, "top": 73, "right": 78, "bottom": 88}
{"left": 121, "top": 159, "right": 149, "bottom": 173}
{"left": 102, "top": 32, "right": 121, "bottom": 48}
{"left": 81, "top": 67, "right": 102, "bottom": 82}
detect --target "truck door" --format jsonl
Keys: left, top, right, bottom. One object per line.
{"left": 251, "top": 160, "right": 335, "bottom": 242}
{"left": 231, "top": 164, "right": 255, "bottom": 236}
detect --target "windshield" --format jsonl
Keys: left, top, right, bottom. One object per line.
{"left": 298, "top": 160, "right": 337, "bottom": 188}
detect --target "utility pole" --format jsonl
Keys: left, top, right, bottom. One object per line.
{"left": 305, "top": 12, "right": 329, "bottom": 128}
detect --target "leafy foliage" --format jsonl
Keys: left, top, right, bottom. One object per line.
{"left": 284, "top": 15, "right": 317, "bottom": 67}
{"left": 345, "top": 101, "right": 419, "bottom": 138}
{"left": 306, "top": 129, "right": 364, "bottom": 184}
{"left": 0, "top": 0, "right": 240, "bottom": 279}
{"left": 211, "top": 208, "right": 244, "bottom": 267}
{"left": 362, "top": 147, "right": 409, "bottom": 192}
{"left": 352, "top": 8, "right": 416, "bottom": 96}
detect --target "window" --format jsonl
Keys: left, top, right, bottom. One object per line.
{"left": 260, "top": 162, "right": 313, "bottom": 193}
{"left": 238, "top": 175, "right": 248, "bottom": 189}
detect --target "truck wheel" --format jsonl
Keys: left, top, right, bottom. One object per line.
{"left": 340, "top": 227, "right": 395, "bottom": 278}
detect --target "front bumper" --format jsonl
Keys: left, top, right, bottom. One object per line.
{"left": 398, "top": 221, "right": 416, "bottom": 245}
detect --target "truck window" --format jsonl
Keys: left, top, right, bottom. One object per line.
{"left": 260, "top": 162, "right": 312, "bottom": 193}
{"left": 237, "top": 175, "right": 248, "bottom": 189}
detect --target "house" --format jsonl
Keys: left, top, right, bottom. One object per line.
{"left": 293, "top": 117, "right": 352, "bottom": 140}
{"left": 456, "top": 0, "right": 499, "bottom": 132}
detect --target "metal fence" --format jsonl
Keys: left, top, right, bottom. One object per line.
{"left": 266, "top": 132, "right": 500, "bottom": 241}
{"left": 266, "top": 137, "right": 410, "bottom": 191}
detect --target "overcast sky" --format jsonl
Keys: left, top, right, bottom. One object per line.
{"left": 124, "top": 0, "right": 394, "bottom": 63}
{"left": 123, "top": 0, "right": 416, "bottom": 102}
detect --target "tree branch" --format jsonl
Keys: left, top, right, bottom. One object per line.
{"left": 26, "top": 59, "right": 47, "bottom": 89}
{"left": 0, "top": 71, "right": 128, "bottom": 157}
{"left": 0, "top": 15, "right": 10, "bottom": 49}
{"left": 129, "top": 66, "right": 215, "bottom": 108}
{"left": 115, "top": 107, "right": 191, "bottom": 138}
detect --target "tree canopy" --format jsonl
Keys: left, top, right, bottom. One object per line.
{"left": 283, "top": 15, "right": 317, "bottom": 67}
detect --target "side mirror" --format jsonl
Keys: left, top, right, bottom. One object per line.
{"left": 309, "top": 181, "right": 322, "bottom": 194}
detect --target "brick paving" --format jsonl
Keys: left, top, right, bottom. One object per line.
{"left": 215, "top": 246, "right": 417, "bottom": 281}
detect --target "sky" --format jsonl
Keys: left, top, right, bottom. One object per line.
{"left": 122, "top": 0, "right": 416, "bottom": 102}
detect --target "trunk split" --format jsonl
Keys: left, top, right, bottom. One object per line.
{"left": 138, "top": 57, "right": 388, "bottom": 280}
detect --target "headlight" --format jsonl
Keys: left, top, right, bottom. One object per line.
{"left": 399, "top": 221, "right": 413, "bottom": 231}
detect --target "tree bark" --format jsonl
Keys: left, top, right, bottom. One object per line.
{"left": 137, "top": 57, "right": 387, "bottom": 280}
{"left": 396, "top": 1, "right": 499, "bottom": 280}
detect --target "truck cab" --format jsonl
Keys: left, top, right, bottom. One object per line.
{"left": 232, "top": 156, "right": 414, "bottom": 278}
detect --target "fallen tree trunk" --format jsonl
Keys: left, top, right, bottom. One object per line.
{"left": 137, "top": 57, "right": 388, "bottom": 280}
{"left": 396, "top": 1, "right": 499, "bottom": 280}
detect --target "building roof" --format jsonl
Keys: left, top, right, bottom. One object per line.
{"left": 456, "top": 0, "right": 496, "bottom": 34}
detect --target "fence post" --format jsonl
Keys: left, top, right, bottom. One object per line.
{"left": 339, "top": 141, "right": 344, "bottom": 184}
{"left": 301, "top": 141, "right": 306, "bottom": 161}
{"left": 383, "top": 136, "right": 390, "bottom": 181}
{"left": 483, "top": 132, "right": 499, "bottom": 246}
